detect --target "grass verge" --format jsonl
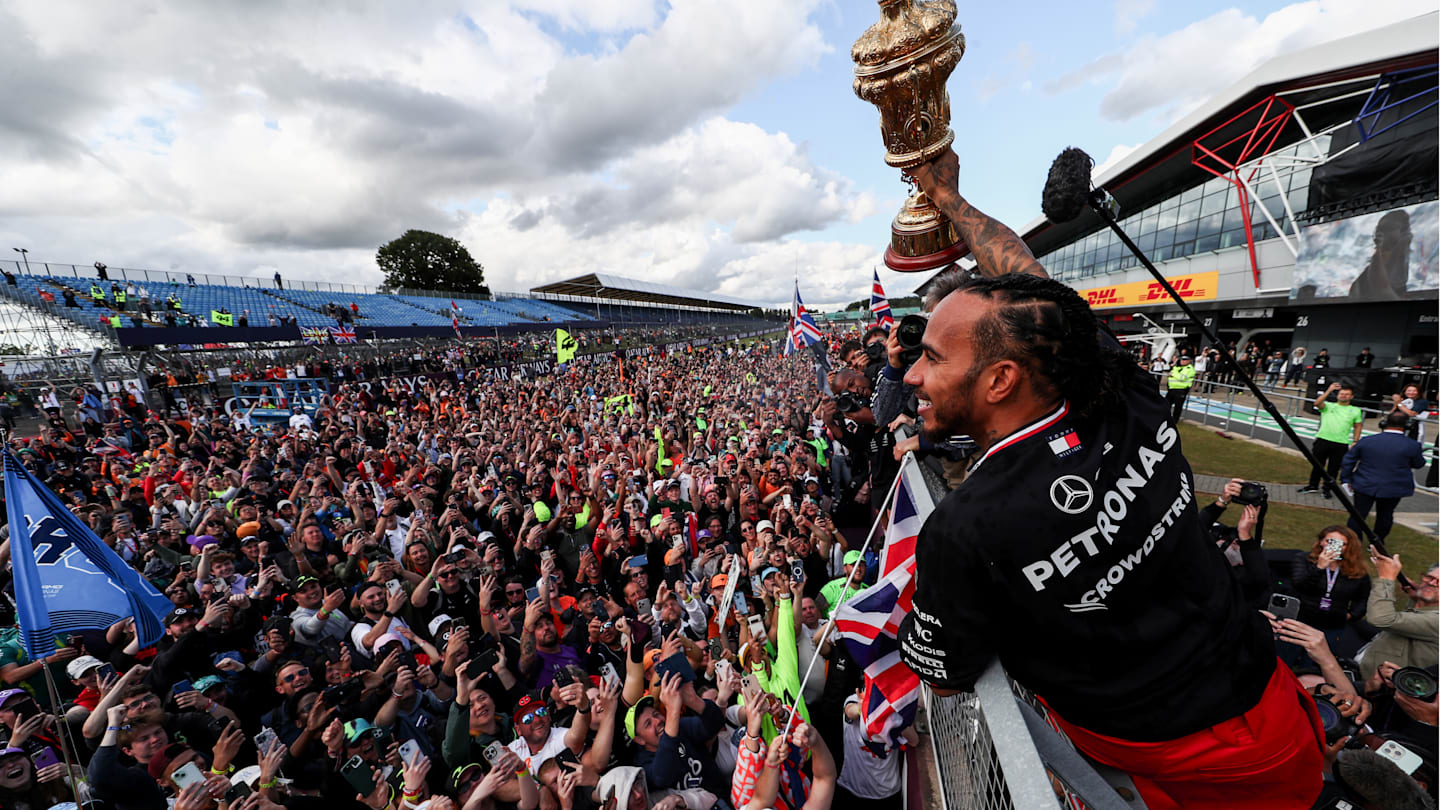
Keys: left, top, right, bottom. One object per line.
{"left": 1180, "top": 422, "right": 1315, "bottom": 483}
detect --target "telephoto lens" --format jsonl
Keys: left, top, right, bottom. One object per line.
{"left": 1392, "top": 666, "right": 1438, "bottom": 702}
{"left": 896, "top": 314, "right": 927, "bottom": 350}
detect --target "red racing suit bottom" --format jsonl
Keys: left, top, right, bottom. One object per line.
{"left": 1043, "top": 659, "right": 1324, "bottom": 809}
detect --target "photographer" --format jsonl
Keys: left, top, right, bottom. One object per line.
{"left": 1201, "top": 479, "right": 1270, "bottom": 608}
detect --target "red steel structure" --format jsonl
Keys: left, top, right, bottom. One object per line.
{"left": 1190, "top": 95, "right": 1296, "bottom": 287}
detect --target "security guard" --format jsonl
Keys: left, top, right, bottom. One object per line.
{"left": 1166, "top": 354, "right": 1196, "bottom": 424}
{"left": 89, "top": 282, "right": 106, "bottom": 307}
{"left": 113, "top": 285, "right": 127, "bottom": 311}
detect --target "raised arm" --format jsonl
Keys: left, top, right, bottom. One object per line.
{"left": 911, "top": 148, "right": 1048, "bottom": 279}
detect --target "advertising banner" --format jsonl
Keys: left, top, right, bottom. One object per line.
{"left": 1073, "top": 271, "right": 1219, "bottom": 310}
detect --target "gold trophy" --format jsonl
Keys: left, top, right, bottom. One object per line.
{"left": 853, "top": 0, "right": 966, "bottom": 272}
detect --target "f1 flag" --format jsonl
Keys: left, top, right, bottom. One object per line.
{"left": 3, "top": 450, "right": 171, "bottom": 659}
{"left": 556, "top": 329, "right": 578, "bottom": 364}
{"left": 451, "top": 301, "right": 463, "bottom": 338}
{"left": 870, "top": 269, "right": 894, "bottom": 329}
{"left": 833, "top": 460, "right": 923, "bottom": 750}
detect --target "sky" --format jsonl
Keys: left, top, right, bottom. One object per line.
{"left": 0, "top": 0, "right": 1433, "bottom": 310}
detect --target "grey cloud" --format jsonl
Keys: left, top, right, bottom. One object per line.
{"left": 1042, "top": 52, "right": 1124, "bottom": 95}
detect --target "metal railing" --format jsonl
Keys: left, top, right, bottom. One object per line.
{"left": 903, "top": 437, "right": 1145, "bottom": 810}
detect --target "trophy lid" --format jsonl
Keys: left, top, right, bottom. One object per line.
{"left": 852, "top": 0, "right": 961, "bottom": 77}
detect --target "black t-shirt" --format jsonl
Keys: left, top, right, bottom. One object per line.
{"left": 898, "top": 366, "right": 1275, "bottom": 742}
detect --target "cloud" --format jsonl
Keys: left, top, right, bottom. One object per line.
{"left": 975, "top": 40, "right": 1036, "bottom": 103}
{"left": 0, "top": 0, "right": 876, "bottom": 307}
{"left": 1045, "top": 0, "right": 1436, "bottom": 123}
{"left": 456, "top": 117, "right": 879, "bottom": 306}
{"left": 1114, "top": 0, "right": 1154, "bottom": 36}
{"left": 1094, "top": 142, "right": 1141, "bottom": 176}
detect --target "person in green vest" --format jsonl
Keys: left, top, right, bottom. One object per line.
{"left": 1165, "top": 354, "right": 1196, "bottom": 424}
{"left": 1300, "top": 381, "right": 1366, "bottom": 499}
{"left": 89, "top": 283, "right": 106, "bottom": 307}
{"left": 113, "top": 285, "right": 127, "bottom": 311}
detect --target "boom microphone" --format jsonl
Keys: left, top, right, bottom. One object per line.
{"left": 1041, "top": 147, "right": 1096, "bottom": 224}
{"left": 1044, "top": 145, "right": 1404, "bottom": 573}
{"left": 1334, "top": 748, "right": 1433, "bottom": 810}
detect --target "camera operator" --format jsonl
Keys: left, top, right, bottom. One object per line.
{"left": 1201, "top": 478, "right": 1271, "bottom": 608}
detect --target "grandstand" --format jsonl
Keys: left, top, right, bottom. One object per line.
{"left": 0, "top": 260, "right": 773, "bottom": 353}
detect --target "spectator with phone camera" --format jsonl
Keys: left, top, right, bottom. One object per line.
{"left": 1361, "top": 552, "right": 1438, "bottom": 679}
{"left": 1289, "top": 526, "right": 1371, "bottom": 661}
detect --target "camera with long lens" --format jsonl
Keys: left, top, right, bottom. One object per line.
{"left": 1232, "top": 481, "right": 1268, "bottom": 506}
{"left": 896, "top": 314, "right": 926, "bottom": 367}
{"left": 1313, "top": 694, "right": 1362, "bottom": 744}
{"left": 1393, "top": 666, "right": 1438, "bottom": 702}
{"left": 834, "top": 391, "right": 871, "bottom": 414}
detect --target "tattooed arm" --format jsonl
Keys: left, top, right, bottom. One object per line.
{"left": 911, "top": 148, "right": 1049, "bottom": 279}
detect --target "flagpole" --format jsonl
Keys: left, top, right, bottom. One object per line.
{"left": 783, "top": 454, "right": 911, "bottom": 731}
{"left": 41, "top": 663, "right": 85, "bottom": 806}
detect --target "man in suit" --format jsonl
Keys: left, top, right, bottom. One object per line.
{"left": 1341, "top": 410, "right": 1426, "bottom": 542}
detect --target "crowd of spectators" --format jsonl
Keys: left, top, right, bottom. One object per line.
{"left": 0, "top": 299, "right": 1434, "bottom": 810}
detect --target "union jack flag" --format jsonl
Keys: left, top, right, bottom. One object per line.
{"left": 834, "top": 463, "right": 923, "bottom": 751}
{"left": 328, "top": 325, "right": 356, "bottom": 344}
{"left": 301, "top": 327, "right": 328, "bottom": 345}
{"left": 870, "top": 268, "right": 894, "bottom": 329}
{"left": 786, "top": 281, "right": 821, "bottom": 356}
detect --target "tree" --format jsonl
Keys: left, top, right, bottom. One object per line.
{"left": 376, "top": 230, "right": 489, "bottom": 296}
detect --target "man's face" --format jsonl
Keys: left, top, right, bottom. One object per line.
{"left": 623, "top": 582, "right": 643, "bottom": 608}
{"left": 1416, "top": 569, "right": 1440, "bottom": 604}
{"left": 799, "top": 597, "right": 820, "bottom": 626}
{"left": 634, "top": 705, "right": 665, "bottom": 749}
{"left": 904, "top": 292, "right": 992, "bottom": 442}
{"left": 122, "top": 723, "right": 169, "bottom": 764}
{"left": 468, "top": 690, "right": 495, "bottom": 726}
{"left": 167, "top": 615, "right": 198, "bottom": 639}
{"left": 296, "top": 582, "right": 323, "bottom": 610}
{"left": 1337, "top": 388, "right": 1354, "bottom": 404}
{"left": 535, "top": 621, "right": 557, "bottom": 648}
{"left": 360, "top": 586, "right": 387, "bottom": 614}
{"left": 505, "top": 583, "right": 526, "bottom": 605}
{"left": 122, "top": 692, "right": 162, "bottom": 722}
{"left": 436, "top": 566, "right": 461, "bottom": 593}
{"left": 517, "top": 705, "right": 551, "bottom": 743}
{"left": 302, "top": 525, "right": 324, "bottom": 549}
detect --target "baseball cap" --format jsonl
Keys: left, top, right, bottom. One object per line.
{"left": 147, "top": 742, "right": 194, "bottom": 781}
{"left": 532, "top": 501, "right": 552, "bottom": 522}
{"left": 512, "top": 691, "right": 547, "bottom": 724}
{"left": 710, "top": 573, "right": 728, "bottom": 590}
{"left": 760, "top": 567, "right": 780, "bottom": 581}
{"left": 843, "top": 550, "right": 863, "bottom": 566}
{"left": 427, "top": 614, "right": 454, "bottom": 638}
{"left": 755, "top": 520, "right": 775, "bottom": 535}
{"left": 0, "top": 689, "right": 29, "bottom": 708}
{"left": 624, "top": 695, "right": 659, "bottom": 739}
{"left": 276, "top": 500, "right": 295, "bottom": 510}
{"left": 343, "top": 718, "right": 375, "bottom": 743}
{"left": 164, "top": 607, "right": 196, "bottom": 625}
{"left": 193, "top": 675, "right": 225, "bottom": 694}
{"left": 663, "top": 548, "right": 685, "bottom": 566}
{"left": 66, "top": 655, "right": 104, "bottom": 680}
{"left": 236, "top": 521, "right": 261, "bottom": 540}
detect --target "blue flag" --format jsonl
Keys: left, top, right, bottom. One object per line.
{"left": 3, "top": 450, "right": 171, "bottom": 659}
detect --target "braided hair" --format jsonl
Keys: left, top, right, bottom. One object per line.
{"left": 949, "top": 274, "right": 1134, "bottom": 423}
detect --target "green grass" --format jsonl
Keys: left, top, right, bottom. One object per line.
{"left": 1180, "top": 423, "right": 1315, "bottom": 483}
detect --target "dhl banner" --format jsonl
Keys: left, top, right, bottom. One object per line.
{"left": 1073, "top": 271, "right": 1219, "bottom": 309}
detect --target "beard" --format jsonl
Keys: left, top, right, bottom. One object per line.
{"left": 920, "top": 363, "right": 983, "bottom": 443}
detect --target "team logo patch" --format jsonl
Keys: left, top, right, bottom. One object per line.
{"left": 1049, "top": 475, "right": 1094, "bottom": 514}
{"left": 1047, "top": 430, "right": 1082, "bottom": 458}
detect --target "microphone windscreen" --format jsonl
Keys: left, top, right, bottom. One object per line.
{"left": 1336, "top": 748, "right": 1432, "bottom": 810}
{"left": 1041, "top": 147, "right": 1095, "bottom": 224}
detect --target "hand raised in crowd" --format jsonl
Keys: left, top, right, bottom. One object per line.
{"left": 402, "top": 749, "right": 431, "bottom": 799}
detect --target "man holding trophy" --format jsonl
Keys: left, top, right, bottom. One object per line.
{"left": 852, "top": 2, "right": 1323, "bottom": 807}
